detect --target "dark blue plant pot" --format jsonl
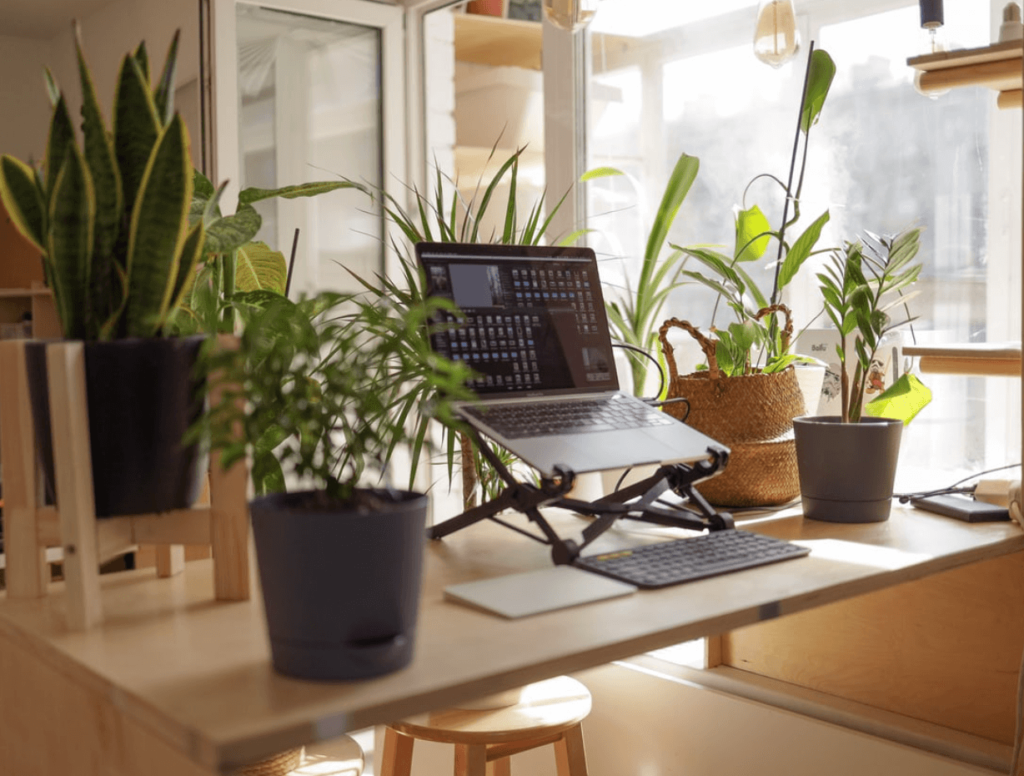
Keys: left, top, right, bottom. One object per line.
{"left": 250, "top": 489, "right": 429, "bottom": 681}
{"left": 24, "top": 336, "right": 207, "bottom": 517}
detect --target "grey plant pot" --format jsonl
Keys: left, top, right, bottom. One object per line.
{"left": 250, "top": 489, "right": 428, "bottom": 681}
{"left": 793, "top": 416, "right": 903, "bottom": 523}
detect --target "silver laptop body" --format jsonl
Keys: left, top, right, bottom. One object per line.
{"left": 416, "top": 242, "right": 725, "bottom": 478}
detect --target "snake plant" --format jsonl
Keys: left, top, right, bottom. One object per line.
{"left": 0, "top": 27, "right": 199, "bottom": 340}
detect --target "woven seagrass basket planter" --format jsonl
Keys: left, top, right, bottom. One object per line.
{"left": 237, "top": 747, "right": 304, "bottom": 776}
{"left": 658, "top": 311, "right": 806, "bottom": 507}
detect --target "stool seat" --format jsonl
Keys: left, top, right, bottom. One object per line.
{"left": 382, "top": 677, "right": 591, "bottom": 776}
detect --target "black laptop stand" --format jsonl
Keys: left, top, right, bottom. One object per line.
{"left": 427, "top": 427, "right": 734, "bottom": 567}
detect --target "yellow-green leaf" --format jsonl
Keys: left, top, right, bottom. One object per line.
{"left": 48, "top": 145, "right": 95, "bottom": 339}
{"left": 236, "top": 241, "right": 287, "bottom": 294}
{"left": 125, "top": 114, "right": 192, "bottom": 337}
{"left": 734, "top": 204, "right": 771, "bottom": 262}
{"left": 0, "top": 156, "right": 46, "bottom": 251}
{"left": 863, "top": 372, "right": 932, "bottom": 425}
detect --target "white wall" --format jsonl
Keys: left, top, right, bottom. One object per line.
{"left": 1, "top": 0, "right": 201, "bottom": 166}
{"left": 0, "top": 34, "right": 54, "bottom": 161}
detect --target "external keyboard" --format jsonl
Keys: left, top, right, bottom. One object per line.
{"left": 574, "top": 529, "right": 811, "bottom": 589}
{"left": 463, "top": 394, "right": 674, "bottom": 439}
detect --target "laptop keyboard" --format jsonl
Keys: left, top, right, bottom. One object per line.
{"left": 463, "top": 395, "right": 675, "bottom": 439}
{"left": 574, "top": 530, "right": 810, "bottom": 589}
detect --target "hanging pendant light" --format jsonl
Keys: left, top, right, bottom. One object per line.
{"left": 542, "top": 0, "right": 600, "bottom": 32}
{"left": 753, "top": 0, "right": 801, "bottom": 68}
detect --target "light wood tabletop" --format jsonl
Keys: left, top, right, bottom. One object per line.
{"left": 0, "top": 505, "right": 1021, "bottom": 772}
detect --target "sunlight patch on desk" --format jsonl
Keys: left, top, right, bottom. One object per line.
{"left": 795, "top": 539, "right": 931, "bottom": 570}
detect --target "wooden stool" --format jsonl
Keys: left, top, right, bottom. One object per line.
{"left": 380, "top": 676, "right": 591, "bottom": 776}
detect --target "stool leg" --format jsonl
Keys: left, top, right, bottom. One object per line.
{"left": 487, "top": 756, "right": 511, "bottom": 776}
{"left": 553, "top": 725, "right": 588, "bottom": 776}
{"left": 454, "top": 744, "right": 486, "bottom": 776}
{"left": 380, "top": 728, "right": 414, "bottom": 776}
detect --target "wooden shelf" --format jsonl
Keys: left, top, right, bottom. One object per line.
{"left": 908, "top": 40, "right": 1022, "bottom": 107}
{"left": 904, "top": 343, "right": 1021, "bottom": 377}
{"left": 455, "top": 14, "right": 543, "bottom": 70}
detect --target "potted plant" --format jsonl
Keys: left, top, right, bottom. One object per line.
{"left": 195, "top": 291, "right": 473, "bottom": 680}
{"left": 641, "top": 47, "right": 836, "bottom": 508}
{"left": 794, "top": 226, "right": 929, "bottom": 523}
{"left": 351, "top": 147, "right": 574, "bottom": 509}
{"left": 0, "top": 28, "right": 208, "bottom": 516}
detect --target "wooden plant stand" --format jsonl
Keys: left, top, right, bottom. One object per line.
{"left": 0, "top": 339, "right": 250, "bottom": 630}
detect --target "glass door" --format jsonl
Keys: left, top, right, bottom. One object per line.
{"left": 208, "top": 0, "right": 404, "bottom": 294}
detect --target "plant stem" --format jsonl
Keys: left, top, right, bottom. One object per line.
{"left": 770, "top": 40, "right": 816, "bottom": 308}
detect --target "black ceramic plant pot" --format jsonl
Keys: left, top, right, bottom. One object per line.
{"left": 793, "top": 416, "right": 903, "bottom": 523}
{"left": 250, "top": 489, "right": 429, "bottom": 681}
{"left": 24, "top": 336, "right": 207, "bottom": 517}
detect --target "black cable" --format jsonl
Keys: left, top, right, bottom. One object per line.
{"left": 653, "top": 396, "right": 690, "bottom": 422}
{"left": 614, "top": 467, "right": 633, "bottom": 493}
{"left": 611, "top": 342, "right": 666, "bottom": 401}
{"left": 895, "top": 463, "right": 1021, "bottom": 504}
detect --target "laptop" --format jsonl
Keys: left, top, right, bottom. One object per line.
{"left": 416, "top": 242, "right": 726, "bottom": 477}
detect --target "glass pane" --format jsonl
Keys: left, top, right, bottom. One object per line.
{"left": 236, "top": 5, "right": 383, "bottom": 295}
{"left": 586, "top": 0, "right": 1020, "bottom": 480}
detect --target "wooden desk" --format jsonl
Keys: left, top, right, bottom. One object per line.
{"left": 0, "top": 506, "right": 1021, "bottom": 774}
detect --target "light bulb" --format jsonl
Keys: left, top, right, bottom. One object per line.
{"left": 543, "top": 0, "right": 599, "bottom": 32}
{"left": 913, "top": 0, "right": 950, "bottom": 99}
{"left": 753, "top": 0, "right": 801, "bottom": 68}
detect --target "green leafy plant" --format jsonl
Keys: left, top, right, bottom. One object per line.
{"left": 351, "top": 147, "right": 572, "bottom": 506}
{"left": 594, "top": 152, "right": 700, "bottom": 396}
{"left": 674, "top": 48, "right": 837, "bottom": 376}
{"left": 170, "top": 170, "right": 356, "bottom": 335}
{"left": 0, "top": 28, "right": 201, "bottom": 340}
{"left": 818, "top": 227, "right": 925, "bottom": 423}
{"left": 195, "top": 292, "right": 475, "bottom": 504}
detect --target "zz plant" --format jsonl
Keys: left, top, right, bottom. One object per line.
{"left": 0, "top": 28, "right": 200, "bottom": 340}
{"left": 818, "top": 227, "right": 924, "bottom": 423}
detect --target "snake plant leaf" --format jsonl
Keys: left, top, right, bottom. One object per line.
{"left": 133, "top": 41, "right": 149, "bottom": 85}
{"left": 237, "top": 180, "right": 359, "bottom": 206}
{"left": 98, "top": 261, "right": 130, "bottom": 340}
{"left": 48, "top": 145, "right": 95, "bottom": 339}
{"left": 45, "top": 96, "right": 75, "bottom": 199}
{"left": 75, "top": 26, "right": 124, "bottom": 310}
{"left": 801, "top": 49, "right": 836, "bottom": 134}
{"left": 235, "top": 241, "right": 287, "bottom": 294}
{"left": 776, "top": 209, "right": 830, "bottom": 290}
{"left": 43, "top": 68, "right": 60, "bottom": 108}
{"left": 734, "top": 205, "right": 771, "bottom": 262}
{"left": 863, "top": 373, "right": 932, "bottom": 425}
{"left": 202, "top": 204, "right": 262, "bottom": 254}
{"left": 125, "top": 114, "right": 192, "bottom": 337}
{"left": 0, "top": 156, "right": 46, "bottom": 251}
{"left": 153, "top": 31, "right": 180, "bottom": 127}
{"left": 114, "top": 53, "right": 161, "bottom": 212}
{"left": 166, "top": 220, "right": 206, "bottom": 317}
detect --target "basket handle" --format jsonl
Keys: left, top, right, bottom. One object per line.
{"left": 754, "top": 304, "right": 794, "bottom": 355}
{"left": 658, "top": 318, "right": 720, "bottom": 382}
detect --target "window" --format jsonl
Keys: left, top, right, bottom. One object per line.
{"left": 586, "top": 0, "right": 1021, "bottom": 484}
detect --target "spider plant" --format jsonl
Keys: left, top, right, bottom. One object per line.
{"left": 349, "top": 146, "right": 579, "bottom": 507}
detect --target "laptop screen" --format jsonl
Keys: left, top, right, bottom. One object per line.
{"left": 416, "top": 243, "right": 619, "bottom": 397}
